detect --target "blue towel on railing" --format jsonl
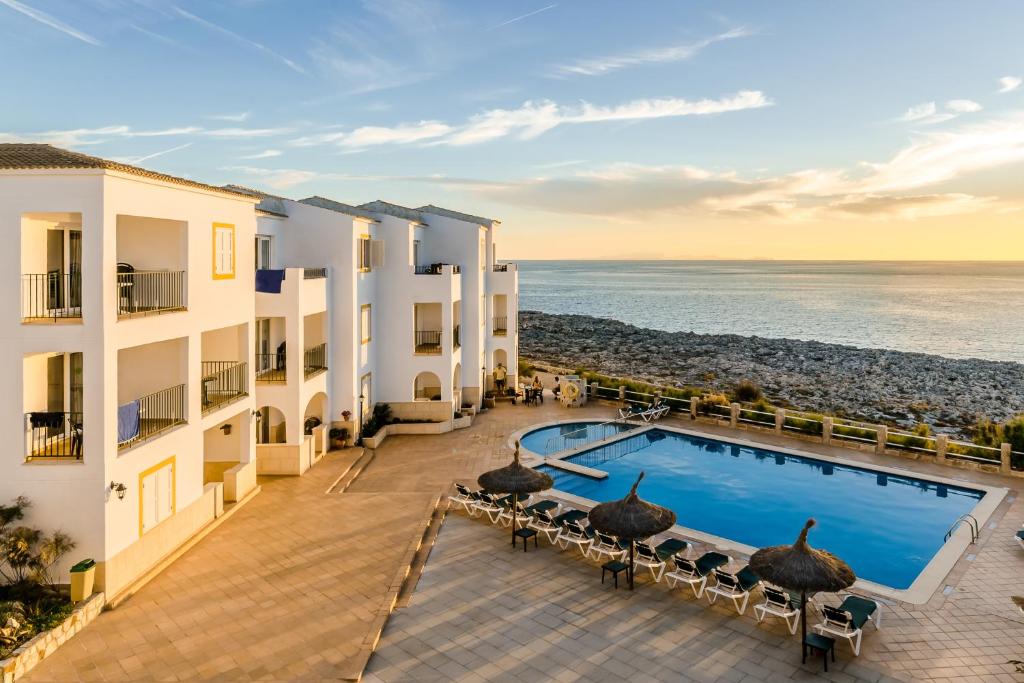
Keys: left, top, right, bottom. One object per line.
{"left": 255, "top": 269, "right": 286, "bottom": 293}
{"left": 117, "top": 400, "right": 140, "bottom": 444}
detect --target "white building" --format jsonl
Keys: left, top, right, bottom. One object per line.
{"left": 0, "top": 144, "right": 517, "bottom": 598}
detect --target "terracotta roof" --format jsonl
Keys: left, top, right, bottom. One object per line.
{"left": 417, "top": 204, "right": 499, "bottom": 227}
{"left": 0, "top": 144, "right": 257, "bottom": 200}
{"left": 300, "top": 196, "right": 377, "bottom": 222}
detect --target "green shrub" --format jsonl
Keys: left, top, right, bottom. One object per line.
{"left": 361, "top": 403, "right": 392, "bottom": 438}
{"left": 832, "top": 423, "right": 876, "bottom": 442}
{"left": 784, "top": 413, "right": 825, "bottom": 436}
{"left": 732, "top": 380, "right": 762, "bottom": 403}
{"left": 973, "top": 414, "right": 1024, "bottom": 452}
{"left": 888, "top": 423, "right": 933, "bottom": 450}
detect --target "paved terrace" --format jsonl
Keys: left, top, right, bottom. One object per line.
{"left": 22, "top": 392, "right": 1024, "bottom": 682}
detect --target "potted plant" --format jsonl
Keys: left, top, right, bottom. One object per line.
{"left": 341, "top": 410, "right": 352, "bottom": 422}
{"left": 329, "top": 427, "right": 350, "bottom": 449}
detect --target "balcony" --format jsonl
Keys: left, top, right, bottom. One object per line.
{"left": 453, "top": 324, "right": 461, "bottom": 350}
{"left": 415, "top": 330, "right": 442, "bottom": 354}
{"left": 256, "top": 352, "right": 286, "bottom": 383}
{"left": 416, "top": 263, "right": 461, "bottom": 274}
{"left": 303, "top": 267, "right": 327, "bottom": 279}
{"left": 493, "top": 263, "right": 516, "bottom": 272}
{"left": 22, "top": 273, "right": 82, "bottom": 321}
{"left": 304, "top": 343, "right": 327, "bottom": 379}
{"left": 25, "top": 411, "right": 82, "bottom": 460}
{"left": 117, "top": 383, "right": 187, "bottom": 450}
{"left": 117, "top": 269, "right": 187, "bottom": 318}
{"left": 201, "top": 361, "right": 248, "bottom": 415}
{"left": 493, "top": 316, "right": 508, "bottom": 336}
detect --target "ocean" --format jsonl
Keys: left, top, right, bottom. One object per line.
{"left": 517, "top": 261, "right": 1024, "bottom": 364}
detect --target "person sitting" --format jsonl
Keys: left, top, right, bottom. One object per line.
{"left": 532, "top": 376, "right": 544, "bottom": 403}
{"left": 552, "top": 376, "right": 561, "bottom": 398}
{"left": 493, "top": 363, "right": 508, "bottom": 394}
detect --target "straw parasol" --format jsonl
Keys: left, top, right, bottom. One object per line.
{"left": 588, "top": 472, "right": 676, "bottom": 589}
{"left": 477, "top": 441, "right": 553, "bottom": 546}
{"left": 749, "top": 519, "right": 855, "bottom": 646}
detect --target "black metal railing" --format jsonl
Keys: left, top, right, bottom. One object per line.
{"left": 493, "top": 263, "right": 512, "bottom": 272}
{"left": 118, "top": 383, "right": 186, "bottom": 449}
{"left": 117, "top": 270, "right": 186, "bottom": 317}
{"left": 493, "top": 316, "right": 508, "bottom": 335}
{"left": 303, "top": 267, "right": 327, "bottom": 279}
{"left": 201, "top": 361, "right": 248, "bottom": 414}
{"left": 22, "top": 273, "right": 82, "bottom": 321}
{"left": 453, "top": 324, "right": 461, "bottom": 349}
{"left": 415, "top": 330, "right": 442, "bottom": 354}
{"left": 304, "top": 343, "right": 327, "bottom": 379}
{"left": 255, "top": 352, "right": 286, "bottom": 383}
{"left": 25, "top": 411, "right": 83, "bottom": 460}
{"left": 414, "top": 263, "right": 461, "bottom": 275}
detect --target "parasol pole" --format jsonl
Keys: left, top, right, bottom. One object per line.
{"left": 629, "top": 539, "right": 635, "bottom": 590}
{"left": 511, "top": 492, "right": 518, "bottom": 547}
{"left": 801, "top": 589, "right": 807, "bottom": 647}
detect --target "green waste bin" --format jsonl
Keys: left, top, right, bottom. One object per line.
{"left": 69, "top": 558, "right": 96, "bottom": 603}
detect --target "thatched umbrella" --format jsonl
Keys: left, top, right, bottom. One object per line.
{"left": 588, "top": 472, "right": 676, "bottom": 589}
{"left": 749, "top": 519, "right": 856, "bottom": 646}
{"left": 478, "top": 441, "right": 553, "bottom": 547}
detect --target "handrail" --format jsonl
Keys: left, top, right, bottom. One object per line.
{"left": 543, "top": 414, "right": 637, "bottom": 455}
{"left": 945, "top": 514, "right": 979, "bottom": 543}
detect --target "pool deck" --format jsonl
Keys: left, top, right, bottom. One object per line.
{"left": 18, "top": 390, "right": 1024, "bottom": 682}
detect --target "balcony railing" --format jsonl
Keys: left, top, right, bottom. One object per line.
{"left": 117, "top": 270, "right": 186, "bottom": 317}
{"left": 304, "top": 343, "right": 327, "bottom": 379}
{"left": 493, "top": 316, "right": 508, "bottom": 335}
{"left": 25, "top": 411, "right": 83, "bottom": 460}
{"left": 453, "top": 324, "right": 461, "bottom": 349}
{"left": 415, "top": 330, "right": 442, "bottom": 354}
{"left": 117, "top": 383, "right": 186, "bottom": 450}
{"left": 201, "top": 361, "right": 248, "bottom": 415}
{"left": 493, "top": 263, "right": 513, "bottom": 272}
{"left": 303, "top": 267, "right": 327, "bottom": 279}
{"left": 415, "top": 263, "right": 461, "bottom": 275}
{"left": 22, "top": 273, "right": 82, "bottom": 321}
{"left": 256, "top": 352, "right": 286, "bottom": 383}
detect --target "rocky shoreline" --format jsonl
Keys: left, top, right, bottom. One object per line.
{"left": 519, "top": 310, "right": 1024, "bottom": 437}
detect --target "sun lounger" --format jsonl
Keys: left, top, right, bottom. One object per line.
{"left": 634, "top": 538, "right": 691, "bottom": 582}
{"left": 706, "top": 566, "right": 761, "bottom": 614}
{"left": 557, "top": 520, "right": 595, "bottom": 556}
{"left": 496, "top": 498, "right": 533, "bottom": 528}
{"left": 587, "top": 531, "right": 627, "bottom": 562}
{"left": 525, "top": 500, "right": 560, "bottom": 517}
{"left": 527, "top": 510, "right": 563, "bottom": 544}
{"left": 814, "top": 594, "right": 881, "bottom": 656}
{"left": 553, "top": 509, "right": 588, "bottom": 527}
{"left": 754, "top": 586, "right": 802, "bottom": 634}
{"left": 470, "top": 493, "right": 505, "bottom": 523}
{"left": 665, "top": 551, "right": 730, "bottom": 597}
{"left": 1016, "top": 527, "right": 1024, "bottom": 550}
{"left": 448, "top": 483, "right": 481, "bottom": 513}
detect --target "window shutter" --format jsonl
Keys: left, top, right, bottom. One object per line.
{"left": 371, "top": 240, "right": 385, "bottom": 268}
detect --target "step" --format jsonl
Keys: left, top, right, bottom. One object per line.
{"left": 395, "top": 493, "right": 448, "bottom": 608}
{"left": 326, "top": 448, "right": 374, "bottom": 494}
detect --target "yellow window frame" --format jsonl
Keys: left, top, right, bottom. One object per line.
{"left": 212, "top": 222, "right": 236, "bottom": 280}
{"left": 138, "top": 455, "right": 176, "bottom": 537}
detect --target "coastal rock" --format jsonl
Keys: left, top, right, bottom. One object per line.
{"left": 519, "top": 310, "right": 1024, "bottom": 437}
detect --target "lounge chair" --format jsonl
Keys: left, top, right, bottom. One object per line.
{"left": 527, "top": 510, "right": 563, "bottom": 544}
{"left": 1016, "top": 527, "right": 1024, "bottom": 550}
{"left": 813, "top": 595, "right": 881, "bottom": 656}
{"left": 754, "top": 586, "right": 802, "bottom": 634}
{"left": 470, "top": 493, "right": 505, "bottom": 523}
{"left": 665, "top": 551, "right": 730, "bottom": 597}
{"left": 525, "top": 499, "right": 560, "bottom": 517}
{"left": 557, "top": 520, "right": 594, "bottom": 556}
{"left": 706, "top": 566, "right": 762, "bottom": 614}
{"left": 496, "top": 498, "right": 533, "bottom": 528}
{"left": 587, "top": 531, "right": 627, "bottom": 562}
{"left": 634, "top": 538, "right": 691, "bottom": 582}
{"left": 553, "top": 509, "right": 587, "bottom": 527}
{"left": 448, "top": 483, "right": 481, "bottom": 513}
{"left": 618, "top": 403, "right": 644, "bottom": 419}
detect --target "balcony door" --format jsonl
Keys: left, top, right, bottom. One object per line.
{"left": 255, "top": 235, "right": 272, "bottom": 270}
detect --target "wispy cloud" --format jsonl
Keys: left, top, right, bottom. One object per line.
{"left": 0, "top": 0, "right": 101, "bottom": 45}
{"left": 897, "top": 99, "right": 981, "bottom": 125}
{"left": 489, "top": 3, "right": 556, "bottom": 30}
{"left": 207, "top": 112, "right": 251, "bottom": 123}
{"left": 172, "top": 6, "right": 306, "bottom": 75}
{"left": 553, "top": 27, "right": 751, "bottom": 77}
{"left": 117, "top": 142, "right": 194, "bottom": 165}
{"left": 241, "top": 149, "right": 282, "bottom": 160}
{"left": 0, "top": 124, "right": 291, "bottom": 147}
{"left": 129, "top": 23, "right": 187, "bottom": 50}
{"left": 998, "top": 76, "right": 1022, "bottom": 93}
{"left": 204, "top": 127, "right": 293, "bottom": 138}
{"left": 293, "top": 91, "right": 771, "bottom": 150}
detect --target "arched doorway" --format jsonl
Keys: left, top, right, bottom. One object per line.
{"left": 303, "top": 392, "right": 327, "bottom": 435}
{"left": 414, "top": 371, "right": 442, "bottom": 401}
{"left": 256, "top": 405, "right": 286, "bottom": 444}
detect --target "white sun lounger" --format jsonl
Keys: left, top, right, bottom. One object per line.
{"left": 754, "top": 586, "right": 802, "bottom": 634}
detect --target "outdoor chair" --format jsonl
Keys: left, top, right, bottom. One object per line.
{"left": 665, "top": 551, "right": 730, "bottom": 597}
{"left": 527, "top": 510, "right": 563, "bottom": 544}
{"left": 553, "top": 509, "right": 588, "bottom": 527}
{"left": 1016, "top": 526, "right": 1024, "bottom": 550}
{"left": 586, "top": 531, "right": 627, "bottom": 562}
{"left": 497, "top": 499, "right": 533, "bottom": 528}
{"left": 448, "top": 483, "right": 481, "bottom": 513}
{"left": 524, "top": 499, "right": 560, "bottom": 517}
{"left": 557, "top": 520, "right": 594, "bottom": 556}
{"left": 706, "top": 566, "right": 762, "bottom": 614}
{"left": 618, "top": 403, "right": 644, "bottom": 419}
{"left": 634, "top": 538, "right": 691, "bottom": 582}
{"left": 754, "top": 586, "right": 802, "bottom": 634}
{"left": 813, "top": 595, "right": 881, "bottom": 656}
{"left": 470, "top": 493, "right": 505, "bottom": 523}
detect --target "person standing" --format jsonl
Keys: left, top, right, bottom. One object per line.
{"left": 532, "top": 375, "right": 544, "bottom": 403}
{"left": 494, "top": 363, "right": 508, "bottom": 394}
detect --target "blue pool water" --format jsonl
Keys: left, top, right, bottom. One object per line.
{"left": 538, "top": 429, "right": 985, "bottom": 589}
{"left": 520, "top": 421, "right": 636, "bottom": 456}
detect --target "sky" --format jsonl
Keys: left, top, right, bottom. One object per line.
{"left": 2, "top": 0, "right": 1024, "bottom": 260}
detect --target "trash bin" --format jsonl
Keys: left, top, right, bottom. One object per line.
{"left": 69, "top": 558, "right": 96, "bottom": 602}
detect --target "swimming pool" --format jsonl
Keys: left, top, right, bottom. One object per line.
{"left": 520, "top": 421, "right": 636, "bottom": 456}
{"left": 537, "top": 428, "right": 987, "bottom": 590}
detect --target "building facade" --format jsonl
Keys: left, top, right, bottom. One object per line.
{"left": 0, "top": 144, "right": 517, "bottom": 598}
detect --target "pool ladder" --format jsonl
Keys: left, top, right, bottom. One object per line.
{"left": 944, "top": 514, "right": 979, "bottom": 544}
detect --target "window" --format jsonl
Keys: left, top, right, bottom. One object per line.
{"left": 213, "top": 223, "right": 235, "bottom": 279}
{"left": 139, "top": 457, "right": 175, "bottom": 535}
{"left": 255, "top": 235, "right": 272, "bottom": 270}
{"left": 358, "top": 235, "right": 371, "bottom": 272}
{"left": 360, "top": 304, "right": 372, "bottom": 344}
